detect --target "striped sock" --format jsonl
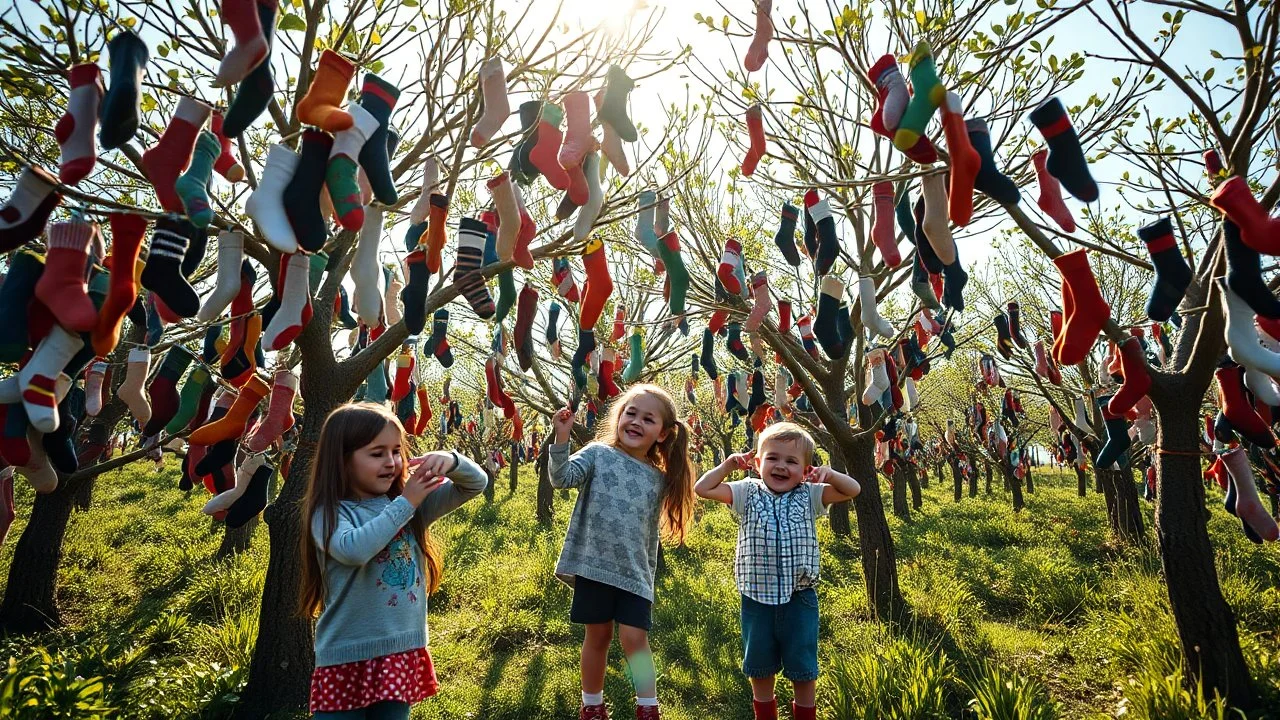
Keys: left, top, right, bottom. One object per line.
{"left": 141, "top": 217, "right": 200, "bottom": 317}
{"left": 454, "top": 218, "right": 494, "bottom": 318}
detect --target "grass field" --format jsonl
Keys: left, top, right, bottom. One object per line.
{"left": 2, "top": 460, "right": 1278, "bottom": 719}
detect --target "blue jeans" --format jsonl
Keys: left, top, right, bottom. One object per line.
{"left": 314, "top": 701, "right": 410, "bottom": 720}
{"left": 740, "top": 588, "right": 820, "bottom": 681}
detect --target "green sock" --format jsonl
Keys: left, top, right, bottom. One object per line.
{"left": 494, "top": 268, "right": 517, "bottom": 324}
{"left": 165, "top": 366, "right": 212, "bottom": 434}
{"left": 657, "top": 232, "right": 690, "bottom": 316}
{"left": 622, "top": 329, "right": 644, "bottom": 383}
{"left": 308, "top": 251, "right": 328, "bottom": 291}
{"left": 893, "top": 42, "right": 946, "bottom": 151}
{"left": 175, "top": 131, "right": 220, "bottom": 228}
{"left": 325, "top": 153, "right": 363, "bottom": 229}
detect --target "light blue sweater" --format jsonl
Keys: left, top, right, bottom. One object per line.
{"left": 311, "top": 452, "right": 486, "bottom": 667}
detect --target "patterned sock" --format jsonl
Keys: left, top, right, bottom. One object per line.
{"left": 893, "top": 42, "right": 946, "bottom": 151}
{"left": 323, "top": 105, "right": 378, "bottom": 232}
{"left": 263, "top": 253, "right": 313, "bottom": 350}
{"left": 814, "top": 275, "right": 845, "bottom": 358}
{"left": 141, "top": 217, "right": 200, "bottom": 317}
{"left": 57, "top": 63, "right": 103, "bottom": 184}
{"left": 1140, "top": 216, "right": 1194, "bottom": 321}
{"left": 471, "top": 58, "right": 510, "bottom": 147}
{"left": 427, "top": 309, "right": 455, "bottom": 367}
{"left": 528, "top": 103, "right": 570, "bottom": 190}
{"left": 1028, "top": 97, "right": 1098, "bottom": 202}
{"left": 454, "top": 217, "right": 495, "bottom": 318}
{"left": 808, "top": 196, "right": 840, "bottom": 276}
{"left": 0, "top": 166, "right": 62, "bottom": 252}
{"left": 295, "top": 49, "right": 354, "bottom": 131}
{"left": 225, "top": 461, "right": 274, "bottom": 529}
{"left": 210, "top": 113, "right": 245, "bottom": 182}
{"left": 143, "top": 346, "right": 194, "bottom": 435}
{"left": 246, "top": 143, "right": 301, "bottom": 253}
{"left": 98, "top": 30, "right": 148, "bottom": 149}
{"left": 18, "top": 327, "right": 83, "bottom": 432}
{"left": 391, "top": 352, "right": 414, "bottom": 402}
{"left": 726, "top": 322, "right": 750, "bottom": 362}
{"left": 215, "top": 0, "right": 270, "bottom": 86}
{"left": 553, "top": 256, "right": 580, "bottom": 304}
{"left": 579, "top": 238, "right": 613, "bottom": 329}
{"left": 514, "top": 284, "right": 538, "bottom": 371}
{"left": 716, "top": 238, "right": 744, "bottom": 295}
{"left": 400, "top": 250, "right": 429, "bottom": 335}
{"left": 221, "top": 0, "right": 277, "bottom": 136}
{"left": 174, "top": 130, "right": 220, "bottom": 227}
{"left": 142, "top": 96, "right": 211, "bottom": 213}
{"left": 36, "top": 220, "right": 98, "bottom": 332}
{"left": 357, "top": 73, "right": 401, "bottom": 204}
{"left": 773, "top": 202, "right": 801, "bottom": 266}
{"left": 190, "top": 372, "right": 270, "bottom": 445}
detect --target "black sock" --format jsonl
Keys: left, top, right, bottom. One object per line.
{"left": 726, "top": 373, "right": 739, "bottom": 413}
{"left": 775, "top": 203, "right": 801, "bottom": 266}
{"left": 910, "top": 253, "right": 940, "bottom": 311}
{"left": 41, "top": 398, "right": 78, "bottom": 473}
{"left": 226, "top": 462, "right": 274, "bottom": 529}
{"left": 814, "top": 277, "right": 844, "bottom": 358}
{"left": 994, "top": 312, "right": 1013, "bottom": 359}
{"left": 942, "top": 261, "right": 968, "bottom": 312}
{"left": 690, "top": 352, "right": 699, "bottom": 378}
{"left": 747, "top": 367, "right": 766, "bottom": 415}
{"left": 677, "top": 315, "right": 688, "bottom": 336}
{"left": 1222, "top": 219, "right": 1280, "bottom": 318}
{"left": 401, "top": 251, "right": 429, "bottom": 335}
{"left": 0, "top": 251, "right": 42, "bottom": 362}
{"left": 196, "top": 437, "right": 237, "bottom": 477}
{"left": 803, "top": 202, "right": 817, "bottom": 259}
{"left": 142, "top": 217, "right": 200, "bottom": 317}
{"left": 836, "top": 303, "right": 854, "bottom": 358}
{"left": 179, "top": 452, "right": 195, "bottom": 491}
{"left": 1139, "top": 217, "right": 1192, "bottom": 321}
{"left": 572, "top": 329, "right": 596, "bottom": 390}
{"left": 510, "top": 100, "right": 543, "bottom": 185}
{"left": 284, "top": 129, "right": 333, "bottom": 253}
{"left": 202, "top": 324, "right": 222, "bottom": 363}
{"left": 1095, "top": 415, "right": 1132, "bottom": 468}
{"left": 1214, "top": 411, "right": 1237, "bottom": 444}
{"left": 1028, "top": 97, "right": 1098, "bottom": 202}
{"left": 599, "top": 65, "right": 638, "bottom": 142}
{"left": 337, "top": 286, "right": 358, "bottom": 329}
{"left": 700, "top": 328, "right": 719, "bottom": 380}
{"left": 357, "top": 74, "right": 401, "bottom": 204}
{"left": 221, "top": 0, "right": 276, "bottom": 137}
{"left": 546, "top": 302, "right": 561, "bottom": 345}
{"left": 725, "top": 322, "right": 750, "bottom": 362}
{"left": 99, "top": 30, "right": 149, "bottom": 150}
{"left": 966, "top": 118, "right": 1022, "bottom": 205}
{"left": 895, "top": 189, "right": 916, "bottom": 240}
{"left": 1007, "top": 302, "right": 1027, "bottom": 348}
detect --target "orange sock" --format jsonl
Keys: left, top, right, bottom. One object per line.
{"left": 296, "top": 50, "right": 355, "bottom": 133}
{"left": 942, "top": 92, "right": 980, "bottom": 226}
{"left": 425, "top": 193, "right": 449, "bottom": 273}
{"left": 579, "top": 237, "right": 613, "bottom": 329}
{"left": 189, "top": 372, "right": 270, "bottom": 445}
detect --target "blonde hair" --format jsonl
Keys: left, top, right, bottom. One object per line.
{"left": 756, "top": 422, "right": 816, "bottom": 466}
{"left": 298, "top": 403, "right": 442, "bottom": 618}
{"left": 595, "top": 384, "right": 696, "bottom": 544}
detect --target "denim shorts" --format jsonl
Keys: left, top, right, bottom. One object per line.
{"left": 740, "top": 588, "right": 819, "bottom": 681}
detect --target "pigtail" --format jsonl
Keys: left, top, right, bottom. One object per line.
{"left": 656, "top": 419, "right": 696, "bottom": 545}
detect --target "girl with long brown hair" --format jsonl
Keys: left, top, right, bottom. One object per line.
{"left": 548, "top": 384, "right": 696, "bottom": 720}
{"left": 298, "top": 402, "right": 487, "bottom": 719}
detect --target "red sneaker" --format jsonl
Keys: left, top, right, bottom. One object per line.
{"left": 580, "top": 704, "right": 609, "bottom": 720}
{"left": 635, "top": 706, "right": 660, "bottom": 720}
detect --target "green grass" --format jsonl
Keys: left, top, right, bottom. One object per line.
{"left": 2, "top": 462, "right": 1278, "bottom": 719}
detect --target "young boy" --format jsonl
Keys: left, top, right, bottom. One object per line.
{"left": 694, "top": 422, "right": 861, "bottom": 720}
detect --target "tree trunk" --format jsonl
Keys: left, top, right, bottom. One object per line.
{"left": 1077, "top": 466, "right": 1088, "bottom": 497}
{"left": 1005, "top": 461, "right": 1024, "bottom": 512}
{"left": 837, "top": 437, "right": 901, "bottom": 619}
{"left": 536, "top": 439, "right": 553, "bottom": 526}
{"left": 890, "top": 465, "right": 910, "bottom": 521}
{"left": 1101, "top": 466, "right": 1145, "bottom": 544}
{"left": 968, "top": 464, "right": 978, "bottom": 498}
{"left": 216, "top": 517, "right": 258, "bottom": 559}
{"left": 509, "top": 443, "right": 519, "bottom": 493}
{"left": 1025, "top": 467, "right": 1035, "bottom": 494}
{"left": 950, "top": 458, "right": 962, "bottom": 503}
{"left": 984, "top": 462, "right": 992, "bottom": 494}
{"left": 1095, "top": 468, "right": 1104, "bottom": 493}
{"left": 1150, "top": 392, "right": 1256, "bottom": 710}
{"left": 907, "top": 464, "right": 922, "bottom": 510}
{"left": 71, "top": 476, "right": 95, "bottom": 511}
{"left": 237, "top": 397, "right": 334, "bottom": 718}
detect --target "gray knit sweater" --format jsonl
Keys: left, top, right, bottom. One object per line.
{"left": 549, "top": 442, "right": 665, "bottom": 602}
{"left": 310, "top": 452, "right": 486, "bottom": 667}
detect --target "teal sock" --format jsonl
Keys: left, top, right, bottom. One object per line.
{"left": 893, "top": 42, "right": 946, "bottom": 151}
{"left": 623, "top": 329, "right": 644, "bottom": 382}
{"left": 175, "top": 131, "right": 220, "bottom": 227}
{"left": 494, "top": 268, "right": 517, "bottom": 324}
{"left": 657, "top": 232, "right": 689, "bottom": 315}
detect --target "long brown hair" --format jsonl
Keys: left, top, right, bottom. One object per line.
{"left": 298, "top": 402, "right": 443, "bottom": 618}
{"left": 594, "top": 384, "right": 696, "bottom": 544}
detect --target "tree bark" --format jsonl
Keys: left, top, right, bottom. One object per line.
{"left": 950, "top": 458, "right": 962, "bottom": 503}
{"left": 907, "top": 464, "right": 922, "bottom": 511}
{"left": 890, "top": 465, "right": 910, "bottom": 521}
{"left": 509, "top": 442, "right": 519, "bottom": 493}
{"left": 836, "top": 437, "right": 901, "bottom": 618}
{"left": 1004, "top": 461, "right": 1024, "bottom": 512}
{"left": 984, "top": 461, "right": 992, "bottom": 495}
{"left": 1077, "top": 466, "right": 1088, "bottom": 497}
{"left": 1150, "top": 388, "right": 1256, "bottom": 710}
{"left": 71, "top": 476, "right": 95, "bottom": 511}
{"left": 536, "top": 439, "right": 553, "bottom": 526}
{"left": 216, "top": 517, "right": 258, "bottom": 559}
{"left": 968, "top": 464, "right": 978, "bottom": 498}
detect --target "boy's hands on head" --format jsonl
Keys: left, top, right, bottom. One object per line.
{"left": 552, "top": 406, "right": 574, "bottom": 443}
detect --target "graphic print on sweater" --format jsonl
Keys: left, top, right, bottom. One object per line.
{"left": 374, "top": 528, "right": 420, "bottom": 606}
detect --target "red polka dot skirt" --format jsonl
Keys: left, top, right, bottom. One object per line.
{"left": 310, "top": 647, "right": 438, "bottom": 712}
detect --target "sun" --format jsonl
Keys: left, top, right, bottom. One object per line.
{"left": 553, "top": 0, "right": 653, "bottom": 35}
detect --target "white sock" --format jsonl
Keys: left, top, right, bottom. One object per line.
{"left": 196, "top": 231, "right": 245, "bottom": 322}
{"left": 488, "top": 171, "right": 520, "bottom": 261}
{"left": 905, "top": 375, "right": 919, "bottom": 410}
{"left": 245, "top": 144, "right": 300, "bottom": 254}
{"left": 774, "top": 367, "right": 791, "bottom": 407}
{"left": 1072, "top": 396, "right": 1089, "bottom": 429}
{"left": 84, "top": 361, "right": 107, "bottom": 416}
{"left": 203, "top": 453, "right": 266, "bottom": 514}
{"left": 582, "top": 691, "right": 604, "bottom": 706}
{"left": 57, "top": 63, "right": 103, "bottom": 184}
{"left": 858, "top": 276, "right": 895, "bottom": 339}
{"left": 470, "top": 57, "right": 510, "bottom": 147}
{"left": 352, "top": 206, "right": 385, "bottom": 326}
{"left": 636, "top": 697, "right": 658, "bottom": 707}
{"left": 8, "top": 326, "right": 84, "bottom": 433}
{"left": 1223, "top": 282, "right": 1280, "bottom": 377}
{"left": 120, "top": 347, "right": 153, "bottom": 426}
{"left": 263, "top": 252, "right": 312, "bottom": 351}
{"left": 734, "top": 370, "right": 750, "bottom": 408}
{"left": 861, "top": 348, "right": 890, "bottom": 405}
{"left": 574, "top": 151, "right": 604, "bottom": 242}
{"left": 18, "top": 428, "right": 58, "bottom": 494}
{"left": 0, "top": 166, "right": 59, "bottom": 233}
{"left": 410, "top": 156, "right": 439, "bottom": 224}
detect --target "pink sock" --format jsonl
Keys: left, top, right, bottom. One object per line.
{"left": 871, "top": 181, "right": 902, "bottom": 267}
{"left": 743, "top": 0, "right": 774, "bottom": 72}
{"left": 85, "top": 360, "right": 107, "bottom": 416}
{"left": 1222, "top": 447, "right": 1280, "bottom": 542}
{"left": 1033, "top": 148, "right": 1076, "bottom": 232}
{"left": 246, "top": 370, "right": 299, "bottom": 452}
{"left": 744, "top": 271, "right": 773, "bottom": 331}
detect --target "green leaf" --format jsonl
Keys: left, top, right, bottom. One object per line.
{"left": 914, "top": 10, "right": 926, "bottom": 26}
{"left": 1210, "top": 49, "right": 1222, "bottom": 59}
{"left": 277, "top": 12, "right": 306, "bottom": 31}
{"left": 1203, "top": 67, "right": 1214, "bottom": 82}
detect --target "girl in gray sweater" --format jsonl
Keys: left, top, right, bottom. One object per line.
{"left": 299, "top": 403, "right": 487, "bottom": 719}
{"left": 549, "top": 384, "right": 697, "bottom": 720}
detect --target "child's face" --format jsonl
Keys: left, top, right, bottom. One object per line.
{"left": 347, "top": 422, "right": 404, "bottom": 499}
{"left": 755, "top": 437, "right": 811, "bottom": 493}
{"left": 615, "top": 394, "right": 669, "bottom": 454}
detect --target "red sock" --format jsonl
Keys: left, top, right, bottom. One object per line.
{"left": 414, "top": 386, "right": 432, "bottom": 435}
{"left": 579, "top": 238, "right": 613, "bottom": 329}
{"left": 92, "top": 213, "right": 148, "bottom": 356}
{"left": 1106, "top": 336, "right": 1151, "bottom": 415}
{"left": 1033, "top": 148, "right": 1075, "bottom": 232}
{"left": 510, "top": 408, "right": 524, "bottom": 441}
{"left": 717, "top": 238, "right": 744, "bottom": 295}
{"left": 216, "top": 0, "right": 269, "bottom": 86}
{"left": 871, "top": 182, "right": 902, "bottom": 267}
{"left": 515, "top": 200, "right": 537, "bottom": 270}
{"left": 263, "top": 252, "right": 313, "bottom": 351}
{"left": 929, "top": 271, "right": 944, "bottom": 301}
{"left": 142, "top": 97, "right": 211, "bottom": 213}
{"left": 37, "top": 220, "right": 98, "bottom": 332}
{"left": 1050, "top": 308, "right": 1064, "bottom": 347}
{"left": 1052, "top": 249, "right": 1110, "bottom": 366}
{"left": 211, "top": 113, "right": 245, "bottom": 182}
{"left": 942, "top": 94, "right": 980, "bottom": 226}
{"left": 611, "top": 306, "right": 626, "bottom": 343}
{"left": 599, "top": 348, "right": 620, "bottom": 398}
{"left": 528, "top": 104, "right": 570, "bottom": 190}
{"left": 566, "top": 162, "right": 588, "bottom": 205}
{"left": 1211, "top": 176, "right": 1280, "bottom": 255}
{"left": 1216, "top": 364, "right": 1275, "bottom": 447}
{"left": 777, "top": 300, "right": 792, "bottom": 334}
{"left": 514, "top": 283, "right": 539, "bottom": 371}
{"left": 708, "top": 309, "right": 729, "bottom": 335}
{"left": 391, "top": 352, "right": 414, "bottom": 402}
{"left": 791, "top": 701, "right": 816, "bottom": 720}
{"left": 741, "top": 104, "right": 766, "bottom": 176}
{"left": 57, "top": 63, "right": 103, "bottom": 185}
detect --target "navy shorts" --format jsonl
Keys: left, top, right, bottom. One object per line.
{"left": 570, "top": 575, "right": 653, "bottom": 630}
{"left": 740, "top": 588, "right": 819, "bottom": 681}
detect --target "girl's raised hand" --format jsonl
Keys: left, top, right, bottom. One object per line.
{"left": 402, "top": 472, "right": 445, "bottom": 507}
{"left": 552, "top": 406, "right": 574, "bottom": 442}
{"left": 409, "top": 451, "right": 455, "bottom": 478}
